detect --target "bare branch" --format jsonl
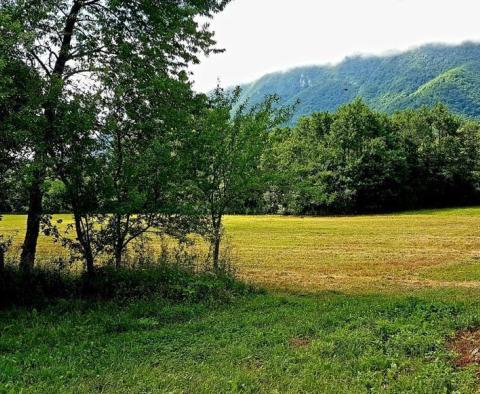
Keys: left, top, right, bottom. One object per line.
{"left": 70, "top": 46, "right": 108, "bottom": 60}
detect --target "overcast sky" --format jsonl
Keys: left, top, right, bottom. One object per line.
{"left": 191, "top": 0, "right": 480, "bottom": 92}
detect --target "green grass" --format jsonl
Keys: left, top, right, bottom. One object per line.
{"left": 2, "top": 208, "right": 480, "bottom": 392}
{"left": 2, "top": 291, "right": 480, "bottom": 393}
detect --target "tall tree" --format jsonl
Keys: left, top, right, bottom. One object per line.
{"left": 98, "top": 71, "right": 207, "bottom": 269}
{"left": 0, "top": 10, "right": 41, "bottom": 210}
{"left": 194, "top": 87, "right": 289, "bottom": 270}
{"left": 319, "top": 99, "right": 407, "bottom": 213}
{"left": 0, "top": 10, "right": 42, "bottom": 268}
{"left": 392, "top": 104, "right": 480, "bottom": 208}
{"left": 265, "top": 102, "right": 480, "bottom": 215}
{"left": 262, "top": 112, "right": 335, "bottom": 214}
{"left": 3, "top": 0, "right": 231, "bottom": 271}
{"left": 62, "top": 69, "right": 206, "bottom": 272}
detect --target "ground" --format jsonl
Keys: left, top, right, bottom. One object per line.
{"left": 1, "top": 208, "right": 480, "bottom": 392}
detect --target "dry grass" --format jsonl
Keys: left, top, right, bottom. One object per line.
{"left": 2, "top": 207, "right": 480, "bottom": 293}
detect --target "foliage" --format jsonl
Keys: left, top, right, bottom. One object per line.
{"left": 193, "top": 86, "right": 290, "bottom": 268}
{"left": 42, "top": 179, "right": 68, "bottom": 213}
{"left": 0, "top": 253, "right": 251, "bottom": 308}
{"left": 266, "top": 101, "right": 480, "bottom": 214}
{"left": 0, "top": 10, "right": 42, "bottom": 213}
{"left": 0, "top": 232, "right": 14, "bottom": 270}
{"left": 50, "top": 71, "right": 208, "bottom": 272}
{"left": 2, "top": 0, "right": 232, "bottom": 271}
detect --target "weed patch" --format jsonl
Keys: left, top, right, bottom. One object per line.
{"left": 449, "top": 328, "right": 480, "bottom": 372}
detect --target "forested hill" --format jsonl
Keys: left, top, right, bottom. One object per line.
{"left": 237, "top": 42, "right": 480, "bottom": 123}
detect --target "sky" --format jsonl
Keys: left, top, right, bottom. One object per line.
{"left": 191, "top": 0, "right": 480, "bottom": 92}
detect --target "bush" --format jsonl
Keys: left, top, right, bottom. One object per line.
{"left": 0, "top": 263, "right": 254, "bottom": 309}
{"left": 0, "top": 267, "right": 76, "bottom": 308}
{"left": 84, "top": 266, "right": 252, "bottom": 302}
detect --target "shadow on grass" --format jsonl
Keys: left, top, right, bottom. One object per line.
{"left": 0, "top": 264, "right": 258, "bottom": 310}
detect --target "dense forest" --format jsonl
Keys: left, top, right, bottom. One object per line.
{"left": 237, "top": 43, "right": 480, "bottom": 124}
{"left": 259, "top": 101, "right": 480, "bottom": 214}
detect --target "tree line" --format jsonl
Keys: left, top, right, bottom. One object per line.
{"left": 259, "top": 100, "right": 480, "bottom": 215}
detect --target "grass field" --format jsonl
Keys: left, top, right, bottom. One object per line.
{"left": 2, "top": 207, "right": 480, "bottom": 292}
{"left": 2, "top": 208, "right": 480, "bottom": 393}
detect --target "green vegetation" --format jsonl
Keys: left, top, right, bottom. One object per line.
{"left": 3, "top": 207, "right": 480, "bottom": 293}
{"left": 2, "top": 209, "right": 480, "bottom": 392}
{"left": 0, "top": 263, "right": 252, "bottom": 308}
{"left": 237, "top": 43, "right": 480, "bottom": 124}
{"left": 1, "top": 1, "right": 285, "bottom": 277}
{"left": 2, "top": 289, "right": 480, "bottom": 392}
{"left": 262, "top": 101, "right": 480, "bottom": 214}
{"left": 0, "top": 0, "right": 238, "bottom": 273}
{"left": 2, "top": 2, "right": 480, "bottom": 392}
{"left": 194, "top": 87, "right": 290, "bottom": 269}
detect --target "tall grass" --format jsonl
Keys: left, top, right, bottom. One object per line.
{"left": 0, "top": 245, "right": 253, "bottom": 309}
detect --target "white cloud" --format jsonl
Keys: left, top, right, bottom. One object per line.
{"left": 191, "top": 0, "right": 480, "bottom": 92}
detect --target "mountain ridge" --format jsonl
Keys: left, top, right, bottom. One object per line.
{"left": 235, "top": 42, "right": 480, "bottom": 123}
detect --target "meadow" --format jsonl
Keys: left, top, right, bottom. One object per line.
{"left": 2, "top": 207, "right": 480, "bottom": 292}
{"left": 2, "top": 207, "right": 480, "bottom": 393}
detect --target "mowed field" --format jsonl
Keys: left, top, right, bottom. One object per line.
{"left": 3, "top": 208, "right": 480, "bottom": 392}
{"left": 2, "top": 207, "right": 480, "bottom": 292}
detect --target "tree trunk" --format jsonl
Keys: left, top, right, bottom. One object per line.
{"left": 73, "top": 213, "right": 95, "bottom": 277}
{"left": 19, "top": 173, "right": 43, "bottom": 272}
{"left": 114, "top": 245, "right": 122, "bottom": 270}
{"left": 114, "top": 214, "right": 122, "bottom": 270}
{"left": 212, "top": 216, "right": 222, "bottom": 272}
{"left": 19, "top": 0, "right": 83, "bottom": 273}
{"left": 84, "top": 243, "right": 95, "bottom": 278}
{"left": 212, "top": 234, "right": 221, "bottom": 272}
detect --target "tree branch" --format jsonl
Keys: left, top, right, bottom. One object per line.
{"left": 28, "top": 50, "right": 51, "bottom": 77}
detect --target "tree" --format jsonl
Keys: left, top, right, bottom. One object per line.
{"left": 44, "top": 65, "right": 208, "bottom": 274}
{"left": 83, "top": 70, "right": 206, "bottom": 270}
{"left": 319, "top": 99, "right": 407, "bottom": 213}
{"left": 392, "top": 104, "right": 480, "bottom": 208}
{"left": 43, "top": 94, "right": 102, "bottom": 274}
{"left": 0, "top": 10, "right": 42, "bottom": 269}
{"left": 266, "top": 100, "right": 408, "bottom": 214}
{"left": 0, "top": 10, "right": 38, "bottom": 207}
{"left": 263, "top": 112, "right": 335, "bottom": 214}
{"left": 3, "top": 0, "right": 231, "bottom": 272}
{"left": 264, "top": 101, "right": 480, "bottom": 215}
{"left": 194, "top": 87, "right": 289, "bottom": 270}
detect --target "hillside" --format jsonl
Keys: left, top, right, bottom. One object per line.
{"left": 237, "top": 42, "right": 480, "bottom": 123}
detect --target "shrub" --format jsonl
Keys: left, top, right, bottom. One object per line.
{"left": 0, "top": 260, "right": 254, "bottom": 309}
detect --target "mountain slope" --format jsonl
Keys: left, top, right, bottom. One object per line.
{"left": 237, "top": 43, "right": 480, "bottom": 123}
